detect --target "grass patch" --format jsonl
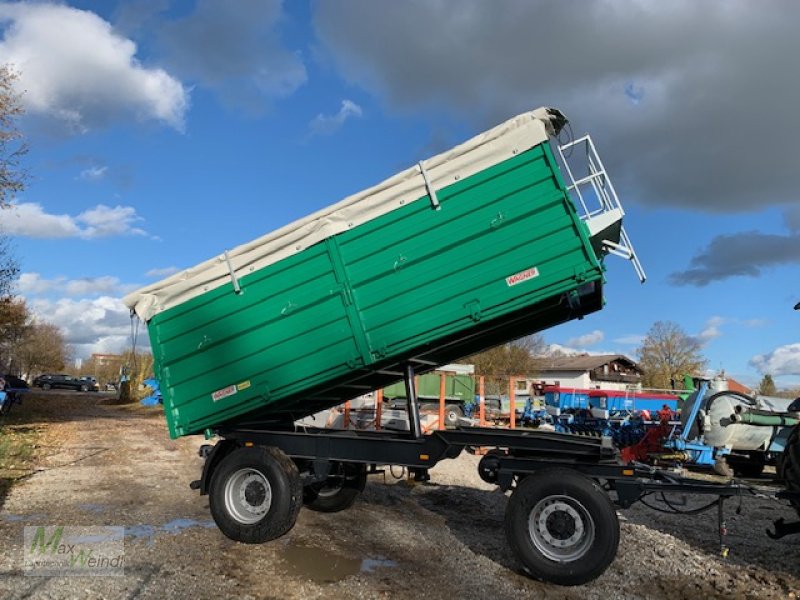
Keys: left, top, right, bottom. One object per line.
{"left": 0, "top": 419, "right": 43, "bottom": 507}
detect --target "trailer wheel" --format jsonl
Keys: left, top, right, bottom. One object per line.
{"left": 505, "top": 468, "right": 619, "bottom": 586}
{"left": 209, "top": 445, "right": 302, "bottom": 543}
{"left": 780, "top": 424, "right": 800, "bottom": 517}
{"left": 303, "top": 462, "right": 367, "bottom": 513}
{"left": 444, "top": 404, "right": 464, "bottom": 428}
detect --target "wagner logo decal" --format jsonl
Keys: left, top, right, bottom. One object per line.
{"left": 505, "top": 267, "right": 540, "bottom": 287}
{"left": 212, "top": 385, "right": 237, "bottom": 402}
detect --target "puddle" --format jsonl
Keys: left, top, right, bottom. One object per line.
{"left": 161, "top": 518, "right": 217, "bottom": 533}
{"left": 2, "top": 514, "right": 28, "bottom": 522}
{"left": 360, "top": 557, "right": 398, "bottom": 573}
{"left": 1, "top": 513, "right": 47, "bottom": 523}
{"left": 125, "top": 524, "right": 157, "bottom": 544}
{"left": 125, "top": 518, "right": 216, "bottom": 544}
{"left": 281, "top": 543, "right": 397, "bottom": 583}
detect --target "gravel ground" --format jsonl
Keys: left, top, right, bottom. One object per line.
{"left": 0, "top": 393, "right": 798, "bottom": 599}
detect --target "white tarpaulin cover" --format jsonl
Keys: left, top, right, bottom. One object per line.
{"left": 124, "top": 108, "right": 564, "bottom": 321}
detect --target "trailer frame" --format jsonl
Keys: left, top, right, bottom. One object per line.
{"left": 190, "top": 364, "right": 799, "bottom": 586}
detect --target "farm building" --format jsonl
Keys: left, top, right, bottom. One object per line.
{"left": 535, "top": 354, "right": 642, "bottom": 391}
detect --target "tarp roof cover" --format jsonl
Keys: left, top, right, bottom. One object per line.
{"left": 124, "top": 108, "right": 564, "bottom": 321}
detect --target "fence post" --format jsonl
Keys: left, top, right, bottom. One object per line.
{"left": 375, "top": 389, "right": 383, "bottom": 431}
{"left": 509, "top": 378, "right": 516, "bottom": 429}
{"left": 439, "top": 372, "right": 446, "bottom": 430}
{"left": 478, "top": 376, "right": 485, "bottom": 426}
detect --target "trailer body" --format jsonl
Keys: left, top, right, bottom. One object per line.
{"left": 125, "top": 108, "right": 638, "bottom": 439}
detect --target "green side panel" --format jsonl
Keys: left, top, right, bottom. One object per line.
{"left": 147, "top": 142, "right": 603, "bottom": 438}
{"left": 383, "top": 372, "right": 476, "bottom": 401}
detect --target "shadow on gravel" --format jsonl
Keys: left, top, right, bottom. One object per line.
{"left": 405, "top": 482, "right": 519, "bottom": 571}
{"left": 620, "top": 492, "right": 800, "bottom": 581}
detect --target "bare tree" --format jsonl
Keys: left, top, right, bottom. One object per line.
{"left": 637, "top": 321, "right": 707, "bottom": 389}
{"left": 0, "top": 297, "right": 28, "bottom": 372}
{"left": 0, "top": 65, "right": 27, "bottom": 208}
{"left": 464, "top": 334, "right": 547, "bottom": 394}
{"left": 17, "top": 321, "right": 68, "bottom": 378}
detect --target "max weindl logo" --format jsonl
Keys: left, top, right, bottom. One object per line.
{"left": 24, "top": 526, "right": 125, "bottom": 576}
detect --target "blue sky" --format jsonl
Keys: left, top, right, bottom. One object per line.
{"left": 0, "top": 1, "right": 797, "bottom": 389}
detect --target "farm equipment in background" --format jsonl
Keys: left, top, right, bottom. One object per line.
{"left": 533, "top": 384, "right": 681, "bottom": 450}
{"left": 382, "top": 365, "right": 476, "bottom": 427}
{"left": 619, "top": 377, "right": 799, "bottom": 478}
{"left": 0, "top": 375, "right": 29, "bottom": 416}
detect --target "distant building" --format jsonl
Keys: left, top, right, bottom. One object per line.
{"left": 90, "top": 353, "right": 124, "bottom": 367}
{"left": 535, "top": 354, "right": 643, "bottom": 392}
{"left": 724, "top": 377, "right": 752, "bottom": 395}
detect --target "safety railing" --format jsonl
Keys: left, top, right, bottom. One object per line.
{"left": 556, "top": 135, "right": 646, "bottom": 283}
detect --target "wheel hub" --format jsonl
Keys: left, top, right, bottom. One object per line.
{"left": 528, "top": 495, "right": 594, "bottom": 562}
{"left": 224, "top": 468, "right": 272, "bottom": 524}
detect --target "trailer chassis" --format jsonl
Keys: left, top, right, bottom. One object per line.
{"left": 192, "top": 364, "right": 799, "bottom": 587}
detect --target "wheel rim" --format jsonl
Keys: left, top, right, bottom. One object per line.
{"left": 223, "top": 468, "right": 272, "bottom": 524}
{"left": 316, "top": 480, "right": 344, "bottom": 498}
{"left": 528, "top": 494, "right": 595, "bottom": 562}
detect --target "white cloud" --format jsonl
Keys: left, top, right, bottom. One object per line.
{"left": 750, "top": 344, "right": 800, "bottom": 378}
{"left": 695, "top": 316, "right": 725, "bottom": 344}
{"left": 0, "top": 2, "right": 187, "bottom": 131}
{"left": 546, "top": 344, "right": 615, "bottom": 358}
{"left": 27, "top": 296, "right": 144, "bottom": 359}
{"left": 79, "top": 205, "right": 146, "bottom": 238}
{"left": 614, "top": 334, "right": 645, "bottom": 345}
{"left": 146, "top": 266, "right": 179, "bottom": 278}
{"left": 308, "top": 99, "right": 363, "bottom": 136}
{"left": 78, "top": 165, "right": 108, "bottom": 181}
{"left": 565, "top": 330, "right": 604, "bottom": 348}
{"left": 17, "top": 272, "right": 135, "bottom": 297}
{"left": 742, "top": 318, "right": 768, "bottom": 328}
{"left": 0, "top": 202, "right": 147, "bottom": 239}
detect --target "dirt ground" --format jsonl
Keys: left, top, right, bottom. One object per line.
{"left": 0, "top": 393, "right": 798, "bottom": 600}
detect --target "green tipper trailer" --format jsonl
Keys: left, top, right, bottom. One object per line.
{"left": 125, "top": 107, "right": 642, "bottom": 440}
{"left": 125, "top": 108, "right": 658, "bottom": 586}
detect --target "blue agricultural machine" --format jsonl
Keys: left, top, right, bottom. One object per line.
{"left": 520, "top": 385, "right": 680, "bottom": 450}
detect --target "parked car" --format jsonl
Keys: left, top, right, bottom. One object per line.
{"left": 79, "top": 376, "right": 100, "bottom": 392}
{"left": 3, "top": 374, "right": 29, "bottom": 390}
{"left": 33, "top": 374, "right": 96, "bottom": 392}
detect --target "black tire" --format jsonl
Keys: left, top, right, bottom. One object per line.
{"left": 209, "top": 445, "right": 302, "bottom": 543}
{"left": 780, "top": 424, "right": 800, "bottom": 518}
{"left": 505, "top": 468, "right": 619, "bottom": 586}
{"left": 42, "top": 383, "right": 51, "bottom": 390}
{"left": 303, "top": 462, "right": 367, "bottom": 513}
{"left": 728, "top": 452, "right": 766, "bottom": 478}
{"left": 444, "top": 404, "right": 464, "bottom": 428}
{"left": 80, "top": 384, "right": 88, "bottom": 392}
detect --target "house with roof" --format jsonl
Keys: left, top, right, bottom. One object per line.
{"left": 534, "top": 354, "right": 643, "bottom": 392}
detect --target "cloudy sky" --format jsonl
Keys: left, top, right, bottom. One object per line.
{"left": 0, "top": 0, "right": 797, "bottom": 387}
